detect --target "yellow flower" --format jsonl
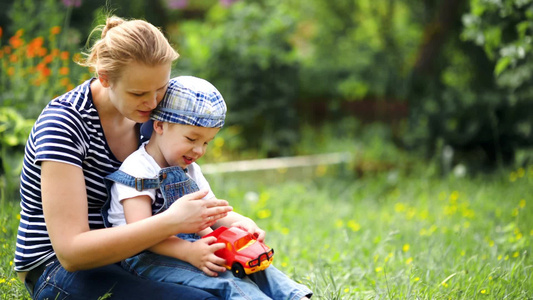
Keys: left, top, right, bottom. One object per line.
{"left": 347, "top": 220, "right": 361, "bottom": 232}
{"left": 509, "top": 172, "right": 517, "bottom": 182}
{"left": 281, "top": 227, "right": 290, "bottom": 235}
{"left": 375, "top": 267, "right": 383, "bottom": 272}
{"left": 480, "top": 289, "right": 487, "bottom": 294}
{"left": 394, "top": 202, "right": 406, "bottom": 212}
{"left": 449, "top": 191, "right": 459, "bottom": 202}
{"left": 413, "top": 277, "right": 420, "bottom": 282}
{"left": 335, "top": 219, "right": 344, "bottom": 229}
{"left": 344, "top": 288, "right": 350, "bottom": 293}
{"left": 257, "top": 209, "right": 271, "bottom": 219}
{"left": 513, "top": 252, "right": 519, "bottom": 258}
{"left": 406, "top": 257, "right": 413, "bottom": 265}
{"left": 519, "top": 199, "right": 526, "bottom": 208}
{"left": 402, "top": 244, "right": 410, "bottom": 252}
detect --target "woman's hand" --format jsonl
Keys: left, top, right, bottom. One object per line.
{"left": 187, "top": 237, "right": 227, "bottom": 277}
{"left": 163, "top": 190, "right": 233, "bottom": 234}
{"left": 231, "top": 217, "right": 266, "bottom": 242}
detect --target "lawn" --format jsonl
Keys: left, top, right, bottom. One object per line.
{"left": 1, "top": 163, "right": 532, "bottom": 299}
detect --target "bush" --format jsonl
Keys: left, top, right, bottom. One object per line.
{"left": 176, "top": 0, "right": 300, "bottom": 157}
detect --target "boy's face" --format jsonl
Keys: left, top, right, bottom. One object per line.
{"left": 156, "top": 122, "right": 220, "bottom": 168}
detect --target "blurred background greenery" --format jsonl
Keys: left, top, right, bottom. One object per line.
{"left": 1, "top": 2, "right": 532, "bottom": 299}
{"left": 0, "top": 0, "right": 532, "bottom": 197}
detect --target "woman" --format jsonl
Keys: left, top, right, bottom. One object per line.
{"left": 14, "top": 16, "right": 232, "bottom": 299}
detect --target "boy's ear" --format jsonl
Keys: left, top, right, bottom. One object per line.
{"left": 98, "top": 71, "right": 110, "bottom": 88}
{"left": 153, "top": 120, "right": 165, "bottom": 135}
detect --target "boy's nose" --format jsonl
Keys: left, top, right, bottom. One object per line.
{"left": 192, "top": 145, "right": 205, "bottom": 156}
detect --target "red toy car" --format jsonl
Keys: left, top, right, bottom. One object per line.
{"left": 203, "top": 226, "right": 274, "bottom": 278}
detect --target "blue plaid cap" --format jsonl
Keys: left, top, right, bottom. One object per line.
{"left": 151, "top": 76, "right": 226, "bottom": 128}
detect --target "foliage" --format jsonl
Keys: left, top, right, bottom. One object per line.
{"left": 403, "top": 0, "right": 533, "bottom": 170}
{"left": 292, "top": 0, "right": 423, "bottom": 101}
{"left": 1, "top": 0, "right": 91, "bottom": 119}
{"left": 176, "top": 0, "right": 300, "bottom": 156}
{"left": 0, "top": 0, "right": 91, "bottom": 197}
{"left": 0, "top": 108, "right": 34, "bottom": 201}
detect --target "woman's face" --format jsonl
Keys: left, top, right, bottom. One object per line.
{"left": 107, "top": 62, "right": 172, "bottom": 123}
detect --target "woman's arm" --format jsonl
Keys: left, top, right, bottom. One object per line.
{"left": 122, "top": 193, "right": 227, "bottom": 276}
{"left": 41, "top": 161, "right": 231, "bottom": 271}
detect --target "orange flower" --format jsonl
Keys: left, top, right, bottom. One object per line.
{"left": 50, "top": 26, "right": 61, "bottom": 35}
{"left": 59, "top": 67, "right": 70, "bottom": 75}
{"left": 37, "top": 48, "right": 47, "bottom": 57}
{"left": 0, "top": 27, "right": 3, "bottom": 38}
{"left": 7, "top": 67, "right": 15, "bottom": 76}
{"left": 36, "top": 62, "right": 46, "bottom": 72}
{"left": 60, "top": 51, "right": 69, "bottom": 60}
{"left": 15, "top": 29, "right": 24, "bottom": 37}
{"left": 43, "top": 55, "right": 53, "bottom": 64}
{"left": 3, "top": 46, "right": 12, "bottom": 54}
{"left": 40, "top": 66, "right": 51, "bottom": 77}
{"left": 60, "top": 77, "right": 71, "bottom": 86}
{"left": 31, "top": 37, "right": 44, "bottom": 48}
{"left": 51, "top": 49, "right": 60, "bottom": 57}
{"left": 27, "top": 37, "right": 44, "bottom": 58}
{"left": 9, "top": 36, "right": 23, "bottom": 49}
{"left": 9, "top": 54, "right": 18, "bottom": 62}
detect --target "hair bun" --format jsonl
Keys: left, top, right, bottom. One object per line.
{"left": 101, "top": 16, "right": 125, "bottom": 38}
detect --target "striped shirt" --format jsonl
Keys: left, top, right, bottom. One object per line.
{"left": 15, "top": 79, "right": 123, "bottom": 271}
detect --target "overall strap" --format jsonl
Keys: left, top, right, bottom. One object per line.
{"left": 105, "top": 170, "right": 161, "bottom": 191}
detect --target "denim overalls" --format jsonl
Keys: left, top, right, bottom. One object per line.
{"left": 102, "top": 166, "right": 201, "bottom": 241}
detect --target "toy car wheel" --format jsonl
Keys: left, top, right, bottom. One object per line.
{"left": 231, "top": 262, "right": 245, "bottom": 278}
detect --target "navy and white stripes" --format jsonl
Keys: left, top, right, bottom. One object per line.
{"left": 15, "top": 79, "right": 122, "bottom": 271}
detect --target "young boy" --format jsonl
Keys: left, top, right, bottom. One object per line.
{"left": 103, "top": 76, "right": 312, "bottom": 299}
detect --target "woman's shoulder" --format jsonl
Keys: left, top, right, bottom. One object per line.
{"left": 47, "top": 79, "right": 96, "bottom": 114}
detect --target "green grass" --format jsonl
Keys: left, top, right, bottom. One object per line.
{"left": 1, "top": 164, "right": 532, "bottom": 299}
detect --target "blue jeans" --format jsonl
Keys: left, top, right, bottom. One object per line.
{"left": 123, "top": 251, "right": 312, "bottom": 300}
{"left": 26, "top": 260, "right": 219, "bottom": 300}
{"left": 104, "top": 167, "right": 312, "bottom": 299}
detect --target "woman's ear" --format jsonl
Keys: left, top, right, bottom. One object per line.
{"left": 98, "top": 71, "right": 110, "bottom": 88}
{"left": 153, "top": 120, "right": 165, "bottom": 135}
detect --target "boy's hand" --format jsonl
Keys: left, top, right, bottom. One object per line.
{"left": 188, "top": 236, "right": 227, "bottom": 277}
{"left": 231, "top": 218, "right": 266, "bottom": 242}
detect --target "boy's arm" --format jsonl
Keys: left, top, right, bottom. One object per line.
{"left": 122, "top": 195, "right": 227, "bottom": 276}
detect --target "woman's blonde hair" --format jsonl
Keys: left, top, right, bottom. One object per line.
{"left": 79, "top": 16, "right": 179, "bottom": 83}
